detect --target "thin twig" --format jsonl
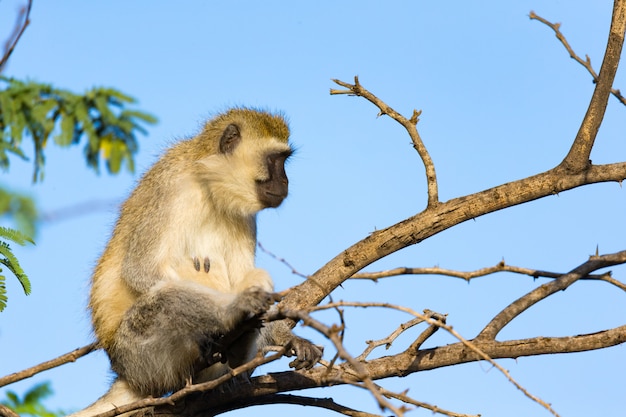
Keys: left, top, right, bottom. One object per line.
{"left": 357, "top": 316, "right": 425, "bottom": 361}
{"left": 275, "top": 308, "right": 406, "bottom": 416}
{"left": 257, "top": 241, "right": 309, "bottom": 279}
{"left": 529, "top": 10, "right": 626, "bottom": 106}
{"left": 407, "top": 309, "right": 446, "bottom": 353}
{"left": 0, "top": 343, "right": 98, "bottom": 388}
{"left": 309, "top": 301, "right": 561, "bottom": 417}
{"left": 352, "top": 260, "right": 626, "bottom": 291}
{"left": 378, "top": 385, "right": 479, "bottom": 417}
{"left": 546, "top": 1, "right": 626, "bottom": 172}
{"left": 330, "top": 76, "right": 439, "bottom": 207}
{"left": 478, "top": 250, "right": 626, "bottom": 340}
{"left": 0, "top": 0, "right": 33, "bottom": 72}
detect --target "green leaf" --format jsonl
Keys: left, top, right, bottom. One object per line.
{"left": 0, "top": 225, "right": 34, "bottom": 246}
{"left": 0, "top": 278, "right": 7, "bottom": 312}
{"left": 120, "top": 109, "right": 158, "bottom": 124}
{"left": 54, "top": 111, "right": 75, "bottom": 146}
{"left": 94, "top": 93, "right": 115, "bottom": 125}
{"left": 0, "top": 243, "right": 31, "bottom": 294}
{"left": 1, "top": 382, "right": 65, "bottom": 417}
{"left": 0, "top": 226, "right": 33, "bottom": 311}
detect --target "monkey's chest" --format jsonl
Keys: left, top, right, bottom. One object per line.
{"left": 173, "top": 239, "right": 255, "bottom": 293}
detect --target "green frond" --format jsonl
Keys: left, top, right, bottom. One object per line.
{"left": 0, "top": 277, "right": 7, "bottom": 312}
{"left": 1, "top": 382, "right": 65, "bottom": 417}
{"left": 120, "top": 109, "right": 158, "bottom": 124}
{"left": 0, "top": 242, "right": 31, "bottom": 294}
{"left": 0, "top": 225, "right": 34, "bottom": 245}
{"left": 0, "top": 226, "right": 33, "bottom": 311}
{"left": 54, "top": 111, "right": 75, "bottom": 146}
{"left": 22, "top": 383, "right": 53, "bottom": 405}
{"left": 0, "top": 186, "right": 38, "bottom": 238}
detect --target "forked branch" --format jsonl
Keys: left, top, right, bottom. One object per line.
{"left": 330, "top": 76, "right": 439, "bottom": 207}
{"left": 530, "top": 10, "right": 626, "bottom": 106}
{"left": 478, "top": 250, "right": 626, "bottom": 340}
{"left": 552, "top": 0, "right": 626, "bottom": 172}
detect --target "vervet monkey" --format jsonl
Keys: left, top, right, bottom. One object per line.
{"left": 71, "top": 108, "right": 322, "bottom": 416}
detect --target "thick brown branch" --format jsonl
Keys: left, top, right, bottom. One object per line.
{"left": 330, "top": 76, "right": 439, "bottom": 207}
{"left": 281, "top": 162, "right": 626, "bottom": 312}
{"left": 558, "top": 0, "right": 626, "bottom": 172}
{"left": 0, "top": 343, "right": 98, "bottom": 388}
{"left": 245, "top": 324, "right": 626, "bottom": 393}
{"left": 0, "top": 405, "right": 20, "bottom": 417}
{"left": 210, "top": 394, "right": 384, "bottom": 417}
{"left": 478, "top": 250, "right": 626, "bottom": 340}
{"left": 177, "top": 325, "right": 625, "bottom": 416}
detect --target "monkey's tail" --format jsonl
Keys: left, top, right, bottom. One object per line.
{"left": 68, "top": 379, "right": 144, "bottom": 417}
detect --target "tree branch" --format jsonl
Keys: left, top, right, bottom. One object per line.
{"left": 378, "top": 386, "right": 479, "bottom": 417}
{"left": 530, "top": 11, "right": 626, "bottom": 106}
{"left": 558, "top": 0, "right": 626, "bottom": 172}
{"left": 247, "top": 324, "right": 626, "bottom": 393}
{"left": 330, "top": 76, "right": 439, "bottom": 207}
{"left": 0, "top": 404, "right": 20, "bottom": 417}
{"left": 0, "top": 343, "right": 98, "bottom": 388}
{"left": 352, "top": 260, "right": 626, "bottom": 291}
{"left": 282, "top": 162, "right": 626, "bottom": 312}
{"left": 0, "top": 0, "right": 32, "bottom": 73}
{"left": 210, "top": 394, "right": 384, "bottom": 417}
{"left": 477, "top": 250, "right": 626, "bottom": 340}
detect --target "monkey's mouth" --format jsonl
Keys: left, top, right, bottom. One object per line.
{"left": 259, "top": 190, "right": 287, "bottom": 208}
{"left": 256, "top": 178, "right": 288, "bottom": 208}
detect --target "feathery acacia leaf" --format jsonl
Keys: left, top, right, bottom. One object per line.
{"left": 0, "top": 76, "right": 157, "bottom": 182}
{"left": 0, "top": 226, "right": 33, "bottom": 312}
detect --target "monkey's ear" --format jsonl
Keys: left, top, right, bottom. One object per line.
{"left": 219, "top": 124, "right": 241, "bottom": 154}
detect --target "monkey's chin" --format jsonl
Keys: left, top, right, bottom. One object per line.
{"left": 258, "top": 192, "right": 286, "bottom": 209}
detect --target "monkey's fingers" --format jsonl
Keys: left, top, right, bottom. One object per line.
{"left": 271, "top": 291, "right": 286, "bottom": 302}
{"left": 287, "top": 339, "right": 324, "bottom": 370}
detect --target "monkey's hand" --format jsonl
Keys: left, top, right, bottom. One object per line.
{"left": 285, "top": 336, "right": 324, "bottom": 370}
{"left": 234, "top": 287, "right": 280, "bottom": 322}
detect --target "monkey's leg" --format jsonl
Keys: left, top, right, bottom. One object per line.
{"left": 109, "top": 281, "right": 275, "bottom": 397}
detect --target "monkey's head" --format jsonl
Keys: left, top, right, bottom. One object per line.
{"left": 194, "top": 108, "right": 292, "bottom": 216}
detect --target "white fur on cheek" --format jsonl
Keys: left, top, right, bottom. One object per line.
{"left": 198, "top": 137, "right": 292, "bottom": 216}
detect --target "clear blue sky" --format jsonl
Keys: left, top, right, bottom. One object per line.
{"left": 1, "top": 1, "right": 624, "bottom": 416}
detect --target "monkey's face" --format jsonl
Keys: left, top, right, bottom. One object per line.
{"left": 198, "top": 121, "right": 292, "bottom": 216}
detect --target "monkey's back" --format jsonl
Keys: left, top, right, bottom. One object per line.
{"left": 89, "top": 142, "right": 195, "bottom": 350}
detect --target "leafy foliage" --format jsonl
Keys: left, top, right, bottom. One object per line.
{"left": 1, "top": 382, "right": 65, "bottom": 417}
{"left": 0, "top": 76, "right": 157, "bottom": 181}
{"left": 0, "top": 225, "right": 33, "bottom": 312}
{"left": 0, "top": 185, "right": 36, "bottom": 238}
